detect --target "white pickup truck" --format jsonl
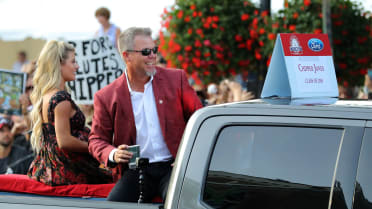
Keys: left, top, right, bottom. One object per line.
{"left": 1, "top": 98, "right": 372, "bottom": 209}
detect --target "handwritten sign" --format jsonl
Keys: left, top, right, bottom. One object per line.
{"left": 67, "top": 36, "right": 126, "bottom": 104}
{"left": 261, "top": 33, "right": 338, "bottom": 99}
{"left": 0, "top": 69, "right": 26, "bottom": 115}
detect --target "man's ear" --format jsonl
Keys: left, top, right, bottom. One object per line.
{"left": 122, "top": 51, "right": 131, "bottom": 63}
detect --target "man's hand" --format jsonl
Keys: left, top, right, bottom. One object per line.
{"left": 113, "top": 144, "right": 133, "bottom": 164}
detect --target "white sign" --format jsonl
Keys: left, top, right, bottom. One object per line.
{"left": 67, "top": 36, "right": 126, "bottom": 104}
{"left": 261, "top": 33, "right": 339, "bottom": 99}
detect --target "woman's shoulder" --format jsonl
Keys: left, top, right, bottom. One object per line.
{"left": 44, "top": 90, "right": 72, "bottom": 109}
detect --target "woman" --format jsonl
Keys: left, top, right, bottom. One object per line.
{"left": 95, "top": 7, "right": 121, "bottom": 48}
{"left": 27, "top": 41, "right": 112, "bottom": 186}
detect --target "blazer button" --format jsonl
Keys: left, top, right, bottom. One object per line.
{"left": 159, "top": 100, "right": 163, "bottom": 104}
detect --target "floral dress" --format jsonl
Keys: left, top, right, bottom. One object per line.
{"left": 28, "top": 91, "right": 112, "bottom": 186}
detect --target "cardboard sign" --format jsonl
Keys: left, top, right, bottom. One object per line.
{"left": 261, "top": 33, "right": 339, "bottom": 99}
{"left": 67, "top": 36, "right": 126, "bottom": 104}
{"left": 0, "top": 69, "right": 26, "bottom": 115}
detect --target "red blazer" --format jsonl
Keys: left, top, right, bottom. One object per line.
{"left": 88, "top": 66, "right": 202, "bottom": 180}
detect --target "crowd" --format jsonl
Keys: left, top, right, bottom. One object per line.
{"left": 1, "top": 6, "right": 371, "bottom": 204}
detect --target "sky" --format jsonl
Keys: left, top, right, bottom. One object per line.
{"left": 0, "top": 0, "right": 371, "bottom": 41}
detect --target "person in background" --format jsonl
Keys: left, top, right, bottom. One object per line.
{"left": 13, "top": 51, "right": 29, "bottom": 72}
{"left": 89, "top": 27, "right": 202, "bottom": 202}
{"left": 95, "top": 7, "right": 121, "bottom": 48}
{"left": 0, "top": 115, "right": 33, "bottom": 174}
{"left": 27, "top": 40, "right": 112, "bottom": 185}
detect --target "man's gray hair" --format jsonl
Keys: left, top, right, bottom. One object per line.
{"left": 118, "top": 27, "right": 152, "bottom": 54}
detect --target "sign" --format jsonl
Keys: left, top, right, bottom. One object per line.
{"left": 261, "top": 33, "right": 338, "bottom": 99}
{"left": 0, "top": 69, "right": 26, "bottom": 115}
{"left": 67, "top": 36, "right": 126, "bottom": 104}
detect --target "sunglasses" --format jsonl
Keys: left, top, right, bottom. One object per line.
{"left": 126, "top": 46, "right": 158, "bottom": 56}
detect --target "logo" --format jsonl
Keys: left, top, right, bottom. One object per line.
{"left": 289, "top": 35, "right": 303, "bottom": 55}
{"left": 308, "top": 38, "right": 324, "bottom": 52}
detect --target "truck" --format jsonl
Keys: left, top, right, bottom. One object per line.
{"left": 1, "top": 98, "right": 372, "bottom": 209}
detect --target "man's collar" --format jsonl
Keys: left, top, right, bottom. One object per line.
{"left": 124, "top": 68, "right": 154, "bottom": 93}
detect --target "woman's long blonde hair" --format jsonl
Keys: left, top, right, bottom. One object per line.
{"left": 30, "top": 40, "right": 75, "bottom": 153}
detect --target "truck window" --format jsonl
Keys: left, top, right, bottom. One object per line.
{"left": 353, "top": 128, "right": 372, "bottom": 209}
{"left": 203, "top": 125, "right": 343, "bottom": 209}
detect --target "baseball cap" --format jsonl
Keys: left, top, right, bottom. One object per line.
{"left": 0, "top": 116, "right": 13, "bottom": 129}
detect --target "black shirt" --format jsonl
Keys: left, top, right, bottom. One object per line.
{"left": 0, "top": 145, "right": 34, "bottom": 174}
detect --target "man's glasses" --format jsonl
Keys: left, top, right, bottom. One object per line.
{"left": 126, "top": 46, "right": 158, "bottom": 56}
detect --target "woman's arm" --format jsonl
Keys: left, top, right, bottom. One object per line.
{"left": 54, "top": 101, "right": 88, "bottom": 152}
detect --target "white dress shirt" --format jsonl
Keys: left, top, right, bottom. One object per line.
{"left": 109, "top": 69, "right": 172, "bottom": 163}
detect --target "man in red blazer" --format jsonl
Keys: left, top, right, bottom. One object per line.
{"left": 88, "top": 27, "right": 202, "bottom": 202}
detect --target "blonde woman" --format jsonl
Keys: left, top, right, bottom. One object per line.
{"left": 27, "top": 41, "right": 112, "bottom": 186}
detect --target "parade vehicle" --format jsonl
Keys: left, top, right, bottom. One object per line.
{"left": 2, "top": 33, "right": 369, "bottom": 208}
{"left": 1, "top": 98, "right": 372, "bottom": 209}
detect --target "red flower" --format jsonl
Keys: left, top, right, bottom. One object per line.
{"left": 235, "top": 34, "right": 243, "bottom": 42}
{"left": 212, "top": 16, "right": 219, "bottom": 22}
{"left": 255, "top": 50, "right": 262, "bottom": 60}
{"left": 259, "top": 28, "right": 265, "bottom": 35}
{"left": 250, "top": 30, "right": 257, "bottom": 39}
{"left": 216, "top": 52, "right": 224, "bottom": 59}
{"left": 204, "top": 52, "right": 211, "bottom": 57}
{"left": 238, "top": 43, "right": 246, "bottom": 48}
{"left": 261, "top": 11, "right": 268, "bottom": 17}
{"left": 195, "top": 50, "right": 201, "bottom": 57}
{"left": 194, "top": 39, "right": 202, "bottom": 47}
{"left": 185, "top": 45, "right": 192, "bottom": 52}
{"left": 210, "top": 7, "right": 215, "bottom": 12}
{"left": 304, "top": 0, "right": 311, "bottom": 6}
{"left": 252, "top": 18, "right": 258, "bottom": 26}
{"left": 267, "top": 55, "right": 272, "bottom": 67}
{"left": 272, "top": 22, "right": 279, "bottom": 29}
{"left": 229, "top": 69, "right": 237, "bottom": 76}
{"left": 318, "top": 13, "right": 323, "bottom": 18}
{"left": 289, "top": 25, "right": 296, "bottom": 31}
{"left": 192, "top": 11, "right": 197, "bottom": 17}
{"left": 293, "top": 12, "right": 299, "bottom": 19}
{"left": 190, "top": 4, "right": 196, "bottom": 10}
{"left": 259, "top": 41, "right": 264, "bottom": 47}
{"left": 198, "top": 11, "right": 202, "bottom": 17}
{"left": 334, "top": 21, "right": 343, "bottom": 26}
{"left": 313, "top": 29, "right": 322, "bottom": 34}
{"left": 212, "top": 23, "right": 218, "bottom": 29}
{"left": 187, "top": 28, "right": 192, "bottom": 35}
{"left": 246, "top": 40, "right": 253, "bottom": 50}
{"left": 184, "top": 16, "right": 190, "bottom": 22}
{"left": 343, "top": 81, "right": 349, "bottom": 88}
{"left": 182, "top": 62, "right": 188, "bottom": 70}
{"left": 268, "top": 33, "right": 275, "bottom": 40}
{"left": 338, "top": 63, "right": 347, "bottom": 69}
{"left": 254, "top": 10, "right": 259, "bottom": 15}
{"left": 334, "top": 39, "right": 342, "bottom": 45}
{"left": 203, "top": 40, "right": 211, "bottom": 46}
{"left": 177, "top": 55, "right": 183, "bottom": 62}
{"left": 177, "top": 10, "right": 183, "bottom": 19}
{"left": 360, "top": 69, "right": 368, "bottom": 75}
{"left": 203, "top": 71, "right": 210, "bottom": 76}
{"left": 284, "top": 0, "right": 289, "bottom": 8}
{"left": 241, "top": 14, "right": 250, "bottom": 21}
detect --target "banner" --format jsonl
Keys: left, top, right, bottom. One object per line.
{"left": 67, "top": 36, "right": 126, "bottom": 104}
{"left": 261, "top": 33, "right": 338, "bottom": 99}
{"left": 0, "top": 69, "right": 26, "bottom": 115}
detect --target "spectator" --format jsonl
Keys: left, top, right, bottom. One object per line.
{"left": 95, "top": 7, "right": 121, "bottom": 48}
{"left": 88, "top": 27, "right": 202, "bottom": 202}
{"left": 207, "top": 83, "right": 218, "bottom": 105}
{"left": 216, "top": 79, "right": 254, "bottom": 104}
{"left": 0, "top": 115, "right": 33, "bottom": 174}
{"left": 27, "top": 40, "right": 112, "bottom": 185}
{"left": 13, "top": 51, "right": 29, "bottom": 72}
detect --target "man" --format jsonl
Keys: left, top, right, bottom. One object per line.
{"left": 0, "top": 116, "right": 33, "bottom": 174}
{"left": 88, "top": 27, "right": 202, "bottom": 202}
{"left": 13, "top": 51, "right": 29, "bottom": 72}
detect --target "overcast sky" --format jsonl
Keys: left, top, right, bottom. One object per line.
{"left": 0, "top": 0, "right": 370, "bottom": 41}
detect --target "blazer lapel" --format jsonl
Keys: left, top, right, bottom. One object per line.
{"left": 152, "top": 69, "right": 166, "bottom": 138}
{"left": 116, "top": 74, "right": 136, "bottom": 145}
